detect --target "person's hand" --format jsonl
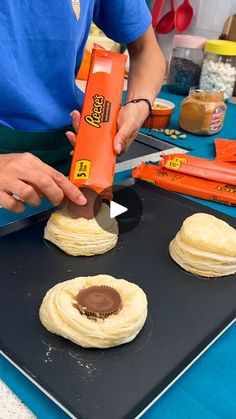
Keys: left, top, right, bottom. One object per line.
{"left": 113, "top": 101, "right": 150, "bottom": 154}
{"left": 0, "top": 153, "right": 87, "bottom": 213}
{"left": 66, "top": 110, "right": 81, "bottom": 153}
{"left": 66, "top": 104, "right": 149, "bottom": 155}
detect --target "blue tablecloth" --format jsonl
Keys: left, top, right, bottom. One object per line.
{"left": 141, "top": 85, "right": 236, "bottom": 151}
{"left": 0, "top": 200, "right": 54, "bottom": 227}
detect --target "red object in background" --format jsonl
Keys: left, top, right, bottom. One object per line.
{"left": 215, "top": 139, "right": 236, "bottom": 162}
{"left": 152, "top": 0, "right": 165, "bottom": 28}
{"left": 174, "top": 0, "right": 194, "bottom": 33}
{"left": 156, "top": 0, "right": 175, "bottom": 34}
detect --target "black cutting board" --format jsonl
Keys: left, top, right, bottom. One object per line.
{"left": 1, "top": 182, "right": 236, "bottom": 419}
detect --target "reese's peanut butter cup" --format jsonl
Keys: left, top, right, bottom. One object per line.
{"left": 76, "top": 285, "right": 122, "bottom": 318}
{"left": 69, "top": 49, "right": 126, "bottom": 200}
{"left": 66, "top": 187, "right": 102, "bottom": 219}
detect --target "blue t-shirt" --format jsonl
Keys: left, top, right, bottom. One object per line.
{"left": 0, "top": 0, "right": 151, "bottom": 131}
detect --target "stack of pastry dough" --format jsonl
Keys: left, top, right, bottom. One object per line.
{"left": 169, "top": 213, "right": 236, "bottom": 278}
{"left": 39, "top": 274, "right": 148, "bottom": 348}
{"left": 44, "top": 203, "right": 118, "bottom": 256}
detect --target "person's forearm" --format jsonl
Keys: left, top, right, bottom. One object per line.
{"left": 113, "top": 26, "right": 166, "bottom": 154}
{"left": 126, "top": 26, "right": 166, "bottom": 105}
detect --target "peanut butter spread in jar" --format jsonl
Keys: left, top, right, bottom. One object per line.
{"left": 179, "top": 88, "right": 227, "bottom": 135}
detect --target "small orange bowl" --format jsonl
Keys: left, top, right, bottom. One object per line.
{"left": 142, "top": 98, "right": 175, "bottom": 129}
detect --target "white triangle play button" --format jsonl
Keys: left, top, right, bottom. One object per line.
{"left": 110, "top": 201, "right": 128, "bottom": 218}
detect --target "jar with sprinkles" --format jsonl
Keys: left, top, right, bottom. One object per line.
{"left": 168, "top": 35, "right": 206, "bottom": 95}
{"left": 200, "top": 40, "right": 236, "bottom": 101}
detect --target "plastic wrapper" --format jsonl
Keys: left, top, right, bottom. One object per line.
{"left": 215, "top": 138, "right": 236, "bottom": 163}
{"left": 69, "top": 48, "right": 126, "bottom": 199}
{"left": 132, "top": 162, "right": 236, "bottom": 206}
{"left": 160, "top": 153, "right": 236, "bottom": 185}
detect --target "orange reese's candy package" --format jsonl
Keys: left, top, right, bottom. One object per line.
{"left": 160, "top": 153, "right": 236, "bottom": 186}
{"left": 69, "top": 48, "right": 126, "bottom": 199}
{"left": 132, "top": 162, "right": 236, "bottom": 206}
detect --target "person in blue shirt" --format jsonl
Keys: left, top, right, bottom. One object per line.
{"left": 0, "top": 0, "right": 165, "bottom": 213}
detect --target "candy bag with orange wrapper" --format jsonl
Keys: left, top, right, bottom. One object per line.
{"left": 77, "top": 44, "right": 107, "bottom": 81}
{"left": 215, "top": 139, "right": 236, "bottom": 163}
{"left": 160, "top": 153, "right": 236, "bottom": 186}
{"left": 70, "top": 48, "right": 126, "bottom": 200}
{"left": 132, "top": 163, "right": 236, "bottom": 206}
{"left": 76, "top": 49, "right": 91, "bottom": 81}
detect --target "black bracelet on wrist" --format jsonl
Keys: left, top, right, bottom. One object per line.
{"left": 124, "top": 98, "right": 152, "bottom": 114}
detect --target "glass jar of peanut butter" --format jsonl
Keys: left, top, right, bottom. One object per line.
{"left": 179, "top": 88, "right": 227, "bottom": 135}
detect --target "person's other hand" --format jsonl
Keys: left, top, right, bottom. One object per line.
{"left": 0, "top": 153, "right": 86, "bottom": 213}
{"left": 114, "top": 101, "right": 150, "bottom": 154}
{"left": 66, "top": 110, "right": 81, "bottom": 151}
{"left": 66, "top": 105, "right": 149, "bottom": 155}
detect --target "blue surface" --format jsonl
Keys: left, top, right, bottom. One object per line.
{"left": 141, "top": 85, "right": 236, "bottom": 151}
{"left": 144, "top": 322, "right": 236, "bottom": 419}
{"left": 0, "top": 200, "right": 54, "bottom": 227}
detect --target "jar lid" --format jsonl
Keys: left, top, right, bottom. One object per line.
{"left": 205, "top": 40, "right": 236, "bottom": 56}
{"left": 173, "top": 35, "right": 207, "bottom": 49}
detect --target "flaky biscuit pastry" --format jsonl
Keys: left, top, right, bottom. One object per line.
{"left": 179, "top": 213, "right": 236, "bottom": 257}
{"left": 39, "top": 275, "right": 148, "bottom": 348}
{"left": 169, "top": 213, "right": 236, "bottom": 278}
{"left": 44, "top": 203, "right": 118, "bottom": 256}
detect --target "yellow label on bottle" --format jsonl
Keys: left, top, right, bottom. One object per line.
{"left": 166, "top": 157, "right": 187, "bottom": 170}
{"left": 73, "top": 160, "right": 91, "bottom": 180}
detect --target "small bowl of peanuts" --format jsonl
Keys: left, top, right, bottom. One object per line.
{"left": 142, "top": 98, "right": 175, "bottom": 130}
